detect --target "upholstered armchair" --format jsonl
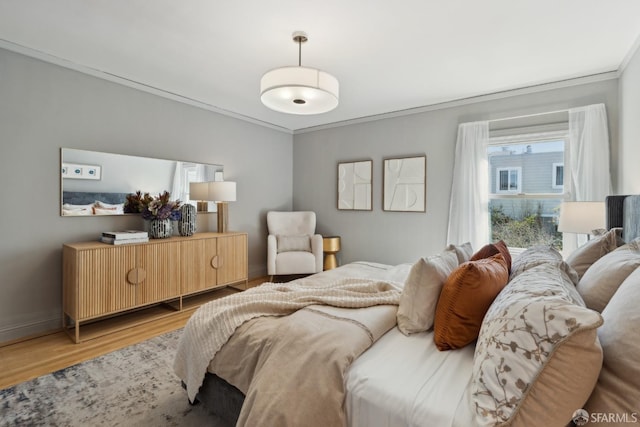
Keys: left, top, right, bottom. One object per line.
{"left": 267, "top": 211, "right": 323, "bottom": 278}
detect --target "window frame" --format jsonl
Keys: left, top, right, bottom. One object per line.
{"left": 495, "top": 166, "right": 522, "bottom": 194}
{"left": 552, "top": 162, "right": 564, "bottom": 190}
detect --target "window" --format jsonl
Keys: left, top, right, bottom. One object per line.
{"left": 552, "top": 163, "right": 564, "bottom": 189}
{"left": 496, "top": 167, "right": 521, "bottom": 193}
{"left": 488, "top": 138, "right": 567, "bottom": 250}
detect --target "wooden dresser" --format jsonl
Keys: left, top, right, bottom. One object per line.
{"left": 62, "top": 232, "right": 248, "bottom": 343}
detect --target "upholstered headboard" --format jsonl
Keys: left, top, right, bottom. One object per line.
{"left": 62, "top": 191, "right": 129, "bottom": 205}
{"left": 605, "top": 195, "right": 640, "bottom": 242}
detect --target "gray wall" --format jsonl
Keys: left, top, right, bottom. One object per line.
{"left": 0, "top": 48, "right": 293, "bottom": 342}
{"left": 619, "top": 44, "right": 640, "bottom": 193}
{"left": 293, "top": 79, "right": 619, "bottom": 267}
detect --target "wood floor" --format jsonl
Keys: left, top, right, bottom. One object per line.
{"left": 0, "top": 279, "right": 266, "bottom": 391}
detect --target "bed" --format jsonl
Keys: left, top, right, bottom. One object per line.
{"left": 174, "top": 194, "right": 640, "bottom": 427}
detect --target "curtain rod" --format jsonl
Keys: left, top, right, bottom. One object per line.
{"left": 489, "top": 108, "right": 570, "bottom": 124}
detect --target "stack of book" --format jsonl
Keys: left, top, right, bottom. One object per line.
{"left": 100, "top": 230, "right": 149, "bottom": 245}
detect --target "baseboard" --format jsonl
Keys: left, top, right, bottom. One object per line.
{"left": 0, "top": 313, "right": 61, "bottom": 345}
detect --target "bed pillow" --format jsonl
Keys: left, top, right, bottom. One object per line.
{"left": 471, "top": 262, "right": 603, "bottom": 427}
{"left": 276, "top": 235, "right": 311, "bottom": 253}
{"left": 576, "top": 238, "right": 640, "bottom": 312}
{"left": 397, "top": 250, "right": 458, "bottom": 335}
{"left": 584, "top": 267, "right": 640, "bottom": 425}
{"left": 93, "top": 207, "right": 119, "bottom": 215}
{"left": 470, "top": 240, "right": 512, "bottom": 273}
{"left": 445, "top": 242, "right": 474, "bottom": 265}
{"left": 566, "top": 227, "right": 624, "bottom": 279}
{"left": 433, "top": 254, "right": 508, "bottom": 351}
{"left": 95, "top": 200, "right": 125, "bottom": 214}
{"left": 509, "top": 244, "right": 579, "bottom": 286}
{"left": 62, "top": 208, "right": 92, "bottom": 216}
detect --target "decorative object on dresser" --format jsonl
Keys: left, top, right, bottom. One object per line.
{"left": 322, "top": 236, "right": 341, "bottom": 270}
{"left": 178, "top": 204, "right": 197, "bottom": 236}
{"left": 100, "top": 230, "right": 149, "bottom": 245}
{"left": 208, "top": 181, "right": 237, "bottom": 233}
{"left": 62, "top": 232, "right": 248, "bottom": 343}
{"left": 383, "top": 155, "right": 426, "bottom": 212}
{"left": 337, "top": 160, "right": 372, "bottom": 210}
{"left": 133, "top": 190, "right": 182, "bottom": 238}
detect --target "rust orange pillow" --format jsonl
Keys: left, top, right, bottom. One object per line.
{"left": 433, "top": 254, "right": 509, "bottom": 351}
{"left": 470, "top": 240, "right": 512, "bottom": 274}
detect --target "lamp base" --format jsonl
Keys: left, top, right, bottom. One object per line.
{"left": 217, "top": 202, "right": 229, "bottom": 233}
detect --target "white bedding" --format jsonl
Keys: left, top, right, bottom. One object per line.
{"left": 345, "top": 316, "right": 475, "bottom": 427}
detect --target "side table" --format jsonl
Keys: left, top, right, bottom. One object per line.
{"left": 323, "top": 236, "right": 341, "bottom": 270}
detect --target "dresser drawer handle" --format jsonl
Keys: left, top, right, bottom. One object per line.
{"left": 127, "top": 267, "right": 146, "bottom": 284}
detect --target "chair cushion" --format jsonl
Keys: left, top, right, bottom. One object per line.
{"left": 274, "top": 251, "right": 318, "bottom": 275}
{"left": 276, "top": 235, "right": 311, "bottom": 253}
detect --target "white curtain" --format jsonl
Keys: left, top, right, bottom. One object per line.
{"left": 565, "top": 103, "right": 613, "bottom": 252}
{"left": 446, "top": 121, "right": 490, "bottom": 250}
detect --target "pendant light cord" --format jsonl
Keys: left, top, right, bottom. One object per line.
{"left": 298, "top": 38, "right": 302, "bottom": 66}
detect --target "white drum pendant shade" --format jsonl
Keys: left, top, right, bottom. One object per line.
{"left": 260, "top": 66, "right": 339, "bottom": 115}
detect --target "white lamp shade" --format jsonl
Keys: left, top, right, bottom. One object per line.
{"left": 189, "top": 182, "right": 209, "bottom": 201}
{"left": 557, "top": 201, "right": 605, "bottom": 234}
{"left": 208, "top": 181, "right": 236, "bottom": 202}
{"left": 260, "top": 66, "right": 339, "bottom": 115}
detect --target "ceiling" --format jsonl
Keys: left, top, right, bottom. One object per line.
{"left": 1, "top": 1, "right": 640, "bottom": 133}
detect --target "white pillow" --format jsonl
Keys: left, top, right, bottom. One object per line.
{"left": 63, "top": 202, "right": 95, "bottom": 210}
{"left": 95, "top": 200, "right": 125, "bottom": 214}
{"left": 397, "top": 249, "right": 458, "bottom": 335}
{"left": 62, "top": 208, "right": 92, "bottom": 216}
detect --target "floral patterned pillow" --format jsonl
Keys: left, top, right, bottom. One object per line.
{"left": 471, "top": 261, "right": 603, "bottom": 426}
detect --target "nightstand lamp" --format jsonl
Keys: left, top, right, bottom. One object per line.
{"left": 209, "top": 181, "right": 237, "bottom": 233}
{"left": 189, "top": 182, "right": 210, "bottom": 212}
{"left": 557, "top": 201, "right": 605, "bottom": 240}
{"left": 323, "top": 236, "right": 341, "bottom": 270}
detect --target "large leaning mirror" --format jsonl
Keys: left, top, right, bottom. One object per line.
{"left": 60, "top": 148, "right": 223, "bottom": 217}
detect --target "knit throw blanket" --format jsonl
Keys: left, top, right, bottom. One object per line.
{"left": 173, "top": 277, "right": 402, "bottom": 403}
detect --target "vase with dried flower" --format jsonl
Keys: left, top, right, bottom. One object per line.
{"left": 126, "top": 190, "right": 182, "bottom": 238}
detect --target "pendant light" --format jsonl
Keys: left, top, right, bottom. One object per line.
{"left": 260, "top": 31, "right": 339, "bottom": 115}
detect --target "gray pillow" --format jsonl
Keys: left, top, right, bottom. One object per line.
{"left": 566, "top": 228, "right": 624, "bottom": 279}
{"left": 585, "top": 267, "right": 640, "bottom": 425}
{"left": 577, "top": 238, "right": 640, "bottom": 312}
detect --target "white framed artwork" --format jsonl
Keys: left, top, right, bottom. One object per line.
{"left": 62, "top": 162, "right": 102, "bottom": 180}
{"left": 337, "top": 160, "right": 372, "bottom": 211}
{"left": 383, "top": 155, "right": 426, "bottom": 212}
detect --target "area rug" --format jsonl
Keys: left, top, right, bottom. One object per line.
{"left": 0, "top": 329, "right": 225, "bottom": 427}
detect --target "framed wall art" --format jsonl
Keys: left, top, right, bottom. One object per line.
{"left": 383, "top": 155, "right": 426, "bottom": 212}
{"left": 61, "top": 162, "right": 102, "bottom": 180}
{"left": 337, "top": 160, "right": 372, "bottom": 210}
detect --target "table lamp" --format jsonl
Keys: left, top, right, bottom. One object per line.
{"left": 557, "top": 201, "right": 605, "bottom": 240}
{"left": 208, "top": 181, "right": 237, "bottom": 233}
{"left": 189, "top": 182, "right": 210, "bottom": 212}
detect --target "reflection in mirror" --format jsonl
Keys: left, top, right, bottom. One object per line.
{"left": 60, "top": 148, "right": 223, "bottom": 216}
